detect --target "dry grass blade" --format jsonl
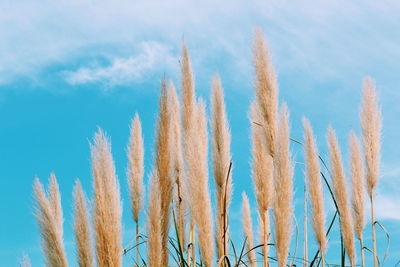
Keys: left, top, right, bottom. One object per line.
{"left": 303, "top": 118, "right": 327, "bottom": 258}
{"left": 211, "top": 75, "right": 232, "bottom": 259}
{"left": 91, "top": 129, "right": 122, "bottom": 267}
{"left": 73, "top": 180, "right": 94, "bottom": 267}
{"left": 273, "top": 104, "right": 293, "bottom": 267}
{"left": 328, "top": 126, "right": 356, "bottom": 266}
{"left": 33, "top": 176, "right": 68, "bottom": 267}
{"left": 253, "top": 27, "right": 278, "bottom": 157}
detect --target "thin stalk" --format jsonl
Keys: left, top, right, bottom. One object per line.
{"left": 321, "top": 251, "right": 325, "bottom": 267}
{"left": 371, "top": 196, "right": 378, "bottom": 267}
{"left": 263, "top": 211, "right": 269, "bottom": 267}
{"left": 136, "top": 222, "right": 139, "bottom": 266}
{"left": 360, "top": 238, "right": 365, "bottom": 267}
{"left": 303, "top": 186, "right": 308, "bottom": 267}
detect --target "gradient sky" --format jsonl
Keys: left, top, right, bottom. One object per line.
{"left": 1, "top": 0, "right": 400, "bottom": 266}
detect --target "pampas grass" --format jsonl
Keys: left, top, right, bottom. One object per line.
{"left": 303, "top": 118, "right": 327, "bottom": 264}
{"left": 147, "top": 171, "right": 162, "bottom": 267}
{"left": 73, "top": 180, "right": 94, "bottom": 267}
{"left": 242, "top": 192, "right": 257, "bottom": 267}
{"left": 349, "top": 131, "right": 366, "bottom": 267}
{"left": 253, "top": 28, "right": 278, "bottom": 157}
{"left": 250, "top": 101, "right": 273, "bottom": 267}
{"left": 273, "top": 104, "right": 293, "bottom": 267}
{"left": 328, "top": 126, "right": 356, "bottom": 266}
{"left": 19, "top": 254, "right": 32, "bottom": 267}
{"left": 33, "top": 175, "right": 68, "bottom": 267}
{"left": 154, "top": 78, "right": 174, "bottom": 266}
{"left": 211, "top": 75, "right": 232, "bottom": 259}
{"left": 360, "top": 77, "right": 381, "bottom": 267}
{"left": 91, "top": 129, "right": 122, "bottom": 267}
{"left": 169, "top": 81, "right": 187, "bottom": 248}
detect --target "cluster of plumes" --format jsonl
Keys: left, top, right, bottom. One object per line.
{"left": 30, "top": 28, "right": 383, "bottom": 267}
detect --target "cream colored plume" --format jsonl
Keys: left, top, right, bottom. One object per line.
{"left": 328, "top": 126, "right": 355, "bottom": 266}
{"left": 211, "top": 75, "right": 232, "bottom": 258}
{"left": 73, "top": 180, "right": 94, "bottom": 267}
{"left": 91, "top": 129, "right": 122, "bottom": 267}
{"left": 127, "top": 113, "right": 144, "bottom": 224}
{"left": 242, "top": 192, "right": 257, "bottom": 267}
{"left": 253, "top": 28, "right": 278, "bottom": 157}
{"left": 33, "top": 175, "right": 68, "bottom": 267}
{"left": 147, "top": 171, "right": 162, "bottom": 267}
{"left": 273, "top": 104, "right": 293, "bottom": 267}
{"left": 303, "top": 118, "right": 327, "bottom": 255}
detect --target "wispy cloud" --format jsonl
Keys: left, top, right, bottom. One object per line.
{"left": 63, "top": 41, "right": 177, "bottom": 87}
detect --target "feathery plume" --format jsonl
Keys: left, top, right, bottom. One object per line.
{"left": 273, "top": 104, "right": 293, "bottom": 267}
{"left": 360, "top": 77, "right": 381, "bottom": 267}
{"left": 181, "top": 44, "right": 196, "bottom": 137}
{"left": 147, "top": 171, "right": 162, "bottom": 267}
{"left": 169, "top": 81, "right": 187, "bottom": 248}
{"left": 250, "top": 101, "right": 273, "bottom": 267}
{"left": 155, "top": 78, "right": 174, "bottom": 265}
{"left": 360, "top": 77, "right": 381, "bottom": 198}
{"left": 328, "top": 126, "right": 356, "bottom": 266}
{"left": 91, "top": 129, "right": 122, "bottom": 267}
{"left": 73, "top": 180, "right": 94, "bottom": 267}
{"left": 349, "top": 131, "right": 366, "bottom": 267}
{"left": 303, "top": 118, "right": 327, "bottom": 257}
{"left": 253, "top": 28, "right": 278, "bottom": 157}
{"left": 186, "top": 99, "right": 214, "bottom": 267}
{"left": 33, "top": 176, "right": 68, "bottom": 267}
{"left": 127, "top": 113, "right": 144, "bottom": 224}
{"left": 211, "top": 75, "right": 232, "bottom": 258}
{"left": 242, "top": 193, "right": 257, "bottom": 267}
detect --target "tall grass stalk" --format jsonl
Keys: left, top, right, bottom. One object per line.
{"left": 91, "top": 129, "right": 122, "bottom": 267}
{"left": 211, "top": 75, "right": 232, "bottom": 260}
{"left": 127, "top": 113, "right": 144, "bottom": 265}
{"left": 360, "top": 77, "right": 381, "bottom": 267}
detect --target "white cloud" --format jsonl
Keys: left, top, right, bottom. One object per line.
{"left": 1, "top": 0, "right": 400, "bottom": 86}
{"left": 63, "top": 41, "right": 177, "bottom": 86}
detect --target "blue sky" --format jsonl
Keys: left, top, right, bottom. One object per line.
{"left": 1, "top": 0, "right": 400, "bottom": 266}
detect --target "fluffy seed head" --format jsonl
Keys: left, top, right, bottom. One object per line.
{"left": 360, "top": 77, "right": 381, "bottom": 198}
{"left": 73, "top": 180, "right": 94, "bottom": 267}
{"left": 273, "top": 104, "right": 293, "bottom": 267}
{"left": 127, "top": 113, "right": 144, "bottom": 224}
{"left": 303, "top": 118, "right": 327, "bottom": 253}
{"left": 241, "top": 192, "right": 257, "bottom": 267}
{"left": 147, "top": 171, "right": 162, "bottom": 267}
{"left": 91, "top": 129, "right": 122, "bottom": 267}
{"left": 328, "top": 126, "right": 356, "bottom": 265}
{"left": 253, "top": 28, "right": 278, "bottom": 157}
{"left": 349, "top": 131, "right": 366, "bottom": 241}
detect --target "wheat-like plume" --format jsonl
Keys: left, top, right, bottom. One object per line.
{"left": 327, "top": 126, "right": 356, "bottom": 266}
{"left": 350, "top": 132, "right": 365, "bottom": 240}
{"left": 147, "top": 171, "right": 162, "bottom": 267}
{"left": 155, "top": 78, "right": 174, "bottom": 265}
{"left": 168, "top": 81, "right": 187, "bottom": 247}
{"left": 349, "top": 131, "right": 366, "bottom": 267}
{"left": 273, "top": 104, "right": 293, "bottom": 267}
{"left": 303, "top": 118, "right": 327, "bottom": 257}
{"left": 250, "top": 101, "right": 273, "bottom": 266}
{"left": 185, "top": 99, "right": 214, "bottom": 267}
{"left": 91, "top": 129, "right": 122, "bottom": 267}
{"left": 211, "top": 75, "right": 232, "bottom": 258}
{"left": 253, "top": 28, "right": 278, "bottom": 157}
{"left": 360, "top": 77, "right": 381, "bottom": 267}
{"left": 360, "top": 77, "right": 381, "bottom": 198}
{"left": 73, "top": 180, "right": 94, "bottom": 267}
{"left": 33, "top": 176, "right": 68, "bottom": 267}
{"left": 181, "top": 44, "right": 196, "bottom": 137}
{"left": 127, "top": 113, "right": 144, "bottom": 224}
{"left": 242, "top": 192, "right": 257, "bottom": 267}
